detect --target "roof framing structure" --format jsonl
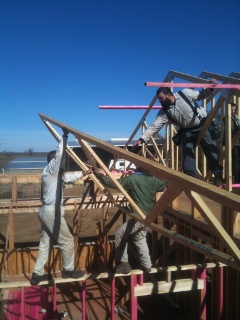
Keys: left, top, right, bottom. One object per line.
{"left": 39, "top": 108, "right": 240, "bottom": 271}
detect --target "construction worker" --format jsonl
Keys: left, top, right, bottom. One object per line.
{"left": 30, "top": 125, "right": 92, "bottom": 285}
{"left": 223, "top": 102, "right": 240, "bottom": 183}
{"left": 133, "top": 79, "right": 223, "bottom": 187}
{"left": 94, "top": 167, "right": 166, "bottom": 274}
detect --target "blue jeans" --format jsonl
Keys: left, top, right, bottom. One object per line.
{"left": 34, "top": 204, "right": 74, "bottom": 275}
{"left": 181, "top": 123, "right": 223, "bottom": 178}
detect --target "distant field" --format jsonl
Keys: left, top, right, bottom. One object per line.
{"left": 0, "top": 152, "right": 47, "bottom": 170}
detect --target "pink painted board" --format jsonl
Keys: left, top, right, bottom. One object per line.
{"left": 145, "top": 82, "right": 240, "bottom": 89}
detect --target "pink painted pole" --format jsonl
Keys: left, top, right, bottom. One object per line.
{"left": 220, "top": 183, "right": 240, "bottom": 189}
{"left": 217, "top": 267, "right": 224, "bottom": 320}
{"left": 130, "top": 275, "right": 137, "bottom": 320}
{"left": 99, "top": 105, "right": 162, "bottom": 109}
{"left": 82, "top": 280, "right": 86, "bottom": 320}
{"left": 52, "top": 284, "right": 58, "bottom": 320}
{"left": 111, "top": 277, "right": 115, "bottom": 320}
{"left": 195, "top": 268, "right": 207, "bottom": 320}
{"left": 145, "top": 82, "right": 240, "bottom": 89}
{"left": 12, "top": 291, "right": 20, "bottom": 318}
{"left": 200, "top": 268, "right": 207, "bottom": 320}
{"left": 20, "top": 287, "right": 25, "bottom": 320}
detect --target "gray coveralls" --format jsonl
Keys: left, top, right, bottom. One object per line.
{"left": 100, "top": 172, "right": 166, "bottom": 270}
{"left": 34, "top": 137, "right": 84, "bottom": 275}
{"left": 140, "top": 88, "right": 223, "bottom": 178}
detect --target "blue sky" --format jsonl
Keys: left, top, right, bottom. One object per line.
{"left": 1, "top": 0, "right": 240, "bottom": 152}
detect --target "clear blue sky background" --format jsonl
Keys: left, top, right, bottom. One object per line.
{"left": 1, "top": 0, "right": 239, "bottom": 152}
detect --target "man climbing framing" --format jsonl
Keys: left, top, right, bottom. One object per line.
{"left": 133, "top": 79, "right": 223, "bottom": 186}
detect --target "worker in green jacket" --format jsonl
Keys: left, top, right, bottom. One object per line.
{"left": 95, "top": 167, "right": 166, "bottom": 274}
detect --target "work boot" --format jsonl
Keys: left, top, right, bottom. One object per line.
{"left": 62, "top": 269, "right": 84, "bottom": 279}
{"left": 141, "top": 266, "right": 151, "bottom": 273}
{"left": 30, "top": 272, "right": 52, "bottom": 286}
{"left": 115, "top": 262, "right": 132, "bottom": 274}
{"left": 214, "top": 176, "right": 223, "bottom": 187}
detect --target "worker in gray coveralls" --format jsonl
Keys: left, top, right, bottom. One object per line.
{"left": 95, "top": 167, "right": 166, "bottom": 274}
{"left": 30, "top": 125, "right": 92, "bottom": 285}
{"left": 133, "top": 79, "right": 223, "bottom": 187}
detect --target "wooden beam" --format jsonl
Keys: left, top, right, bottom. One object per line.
{"left": 79, "top": 139, "right": 146, "bottom": 220}
{"left": 199, "top": 71, "right": 240, "bottom": 84}
{"left": 38, "top": 113, "right": 240, "bottom": 213}
{"left": 121, "top": 94, "right": 157, "bottom": 149}
{"left": 146, "top": 183, "right": 183, "bottom": 224}
{"left": 196, "top": 97, "right": 224, "bottom": 145}
{"left": 40, "top": 119, "right": 106, "bottom": 192}
{"left": 134, "top": 278, "right": 204, "bottom": 296}
{"left": 185, "top": 190, "right": 240, "bottom": 261}
{"left": 0, "top": 174, "right": 41, "bottom": 184}
{"left": 124, "top": 211, "right": 240, "bottom": 270}
{"left": 164, "top": 71, "right": 211, "bottom": 83}
{"left": 0, "top": 263, "right": 225, "bottom": 289}
{"left": 37, "top": 113, "right": 240, "bottom": 270}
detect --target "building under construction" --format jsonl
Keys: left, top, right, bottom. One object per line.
{"left": 0, "top": 70, "right": 240, "bottom": 319}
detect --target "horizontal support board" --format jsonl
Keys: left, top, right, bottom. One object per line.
{"left": 134, "top": 279, "right": 204, "bottom": 296}
{"left": 0, "top": 263, "right": 224, "bottom": 289}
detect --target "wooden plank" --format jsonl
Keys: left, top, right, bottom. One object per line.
{"left": 0, "top": 174, "right": 41, "bottom": 184}
{"left": 0, "top": 263, "right": 224, "bottom": 289}
{"left": 143, "top": 120, "right": 166, "bottom": 164}
{"left": 146, "top": 183, "right": 183, "bottom": 224}
{"left": 134, "top": 279, "right": 204, "bottom": 296}
{"left": 0, "top": 289, "right": 9, "bottom": 319}
{"left": 37, "top": 113, "right": 240, "bottom": 269}
{"left": 41, "top": 119, "right": 106, "bottom": 193}
{"left": 8, "top": 206, "right": 14, "bottom": 251}
{"left": 169, "top": 70, "right": 240, "bottom": 85}
{"left": 124, "top": 211, "right": 240, "bottom": 270}
{"left": 185, "top": 190, "right": 240, "bottom": 261}
{"left": 79, "top": 139, "right": 146, "bottom": 220}
{"left": 199, "top": 71, "right": 240, "bottom": 84}
{"left": 38, "top": 113, "right": 240, "bottom": 213}
{"left": 122, "top": 94, "right": 157, "bottom": 149}
{"left": 73, "top": 204, "right": 79, "bottom": 270}
{"left": 0, "top": 195, "right": 128, "bottom": 214}
{"left": 12, "top": 177, "right": 17, "bottom": 202}
{"left": 196, "top": 96, "right": 224, "bottom": 145}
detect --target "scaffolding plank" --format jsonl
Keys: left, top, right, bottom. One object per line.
{"left": 134, "top": 279, "right": 204, "bottom": 296}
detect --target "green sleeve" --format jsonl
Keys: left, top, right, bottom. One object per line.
{"left": 101, "top": 175, "right": 132, "bottom": 190}
{"left": 157, "top": 179, "right": 166, "bottom": 191}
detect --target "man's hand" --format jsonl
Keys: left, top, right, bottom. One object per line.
{"left": 61, "top": 123, "right": 69, "bottom": 137}
{"left": 132, "top": 140, "right": 142, "bottom": 150}
{"left": 93, "top": 168, "right": 105, "bottom": 179}
{"left": 83, "top": 169, "right": 93, "bottom": 176}
{"left": 93, "top": 168, "right": 100, "bottom": 175}
{"left": 209, "top": 78, "right": 217, "bottom": 92}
